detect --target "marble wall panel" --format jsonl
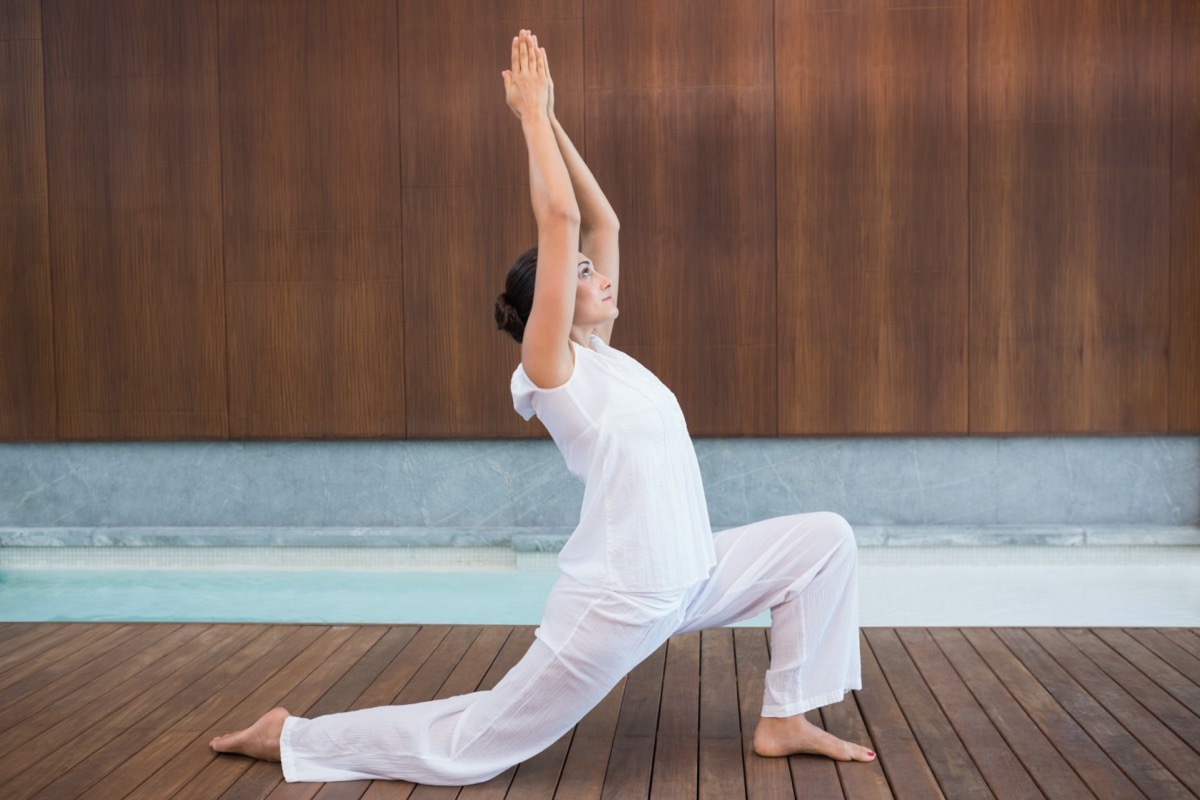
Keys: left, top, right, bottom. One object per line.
{"left": 1, "top": 438, "right": 1196, "bottom": 535}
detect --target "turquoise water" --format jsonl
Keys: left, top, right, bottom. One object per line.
{"left": 0, "top": 569, "right": 563, "bottom": 625}
{"left": 2, "top": 560, "right": 1197, "bottom": 626}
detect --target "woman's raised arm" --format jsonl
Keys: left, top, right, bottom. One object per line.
{"left": 503, "top": 30, "right": 581, "bottom": 388}
{"left": 544, "top": 50, "right": 620, "bottom": 345}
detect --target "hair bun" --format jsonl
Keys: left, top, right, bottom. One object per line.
{"left": 494, "top": 292, "right": 526, "bottom": 343}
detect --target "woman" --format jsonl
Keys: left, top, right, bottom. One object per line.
{"left": 210, "top": 30, "right": 875, "bottom": 784}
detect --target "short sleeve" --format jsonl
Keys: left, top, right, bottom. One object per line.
{"left": 511, "top": 366, "right": 538, "bottom": 420}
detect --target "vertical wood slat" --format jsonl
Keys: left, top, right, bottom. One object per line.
{"left": 776, "top": 0, "right": 968, "bottom": 435}
{"left": 586, "top": 0, "right": 777, "bottom": 436}
{"left": 969, "top": 0, "right": 1173, "bottom": 433}
{"left": 1172, "top": 0, "right": 1200, "bottom": 430}
{"left": 0, "top": 12, "right": 54, "bottom": 440}
{"left": 399, "top": 4, "right": 583, "bottom": 438}
{"left": 220, "top": 0, "right": 405, "bottom": 439}
{"left": 42, "top": 0, "right": 227, "bottom": 440}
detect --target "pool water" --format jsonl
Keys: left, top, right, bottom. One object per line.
{"left": 2, "top": 559, "right": 1196, "bottom": 627}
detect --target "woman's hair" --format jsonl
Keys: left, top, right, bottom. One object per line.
{"left": 495, "top": 246, "right": 538, "bottom": 343}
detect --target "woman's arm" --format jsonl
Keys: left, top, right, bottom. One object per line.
{"left": 544, "top": 54, "right": 620, "bottom": 345}
{"left": 504, "top": 31, "right": 581, "bottom": 388}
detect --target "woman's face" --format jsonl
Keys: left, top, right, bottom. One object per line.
{"left": 572, "top": 253, "right": 618, "bottom": 326}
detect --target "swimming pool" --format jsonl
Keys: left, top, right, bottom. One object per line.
{"left": 2, "top": 546, "right": 1196, "bottom": 627}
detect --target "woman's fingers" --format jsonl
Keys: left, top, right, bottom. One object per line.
{"left": 511, "top": 34, "right": 520, "bottom": 74}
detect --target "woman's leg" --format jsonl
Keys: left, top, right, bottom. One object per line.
{"left": 214, "top": 576, "right": 689, "bottom": 784}
{"left": 678, "top": 511, "right": 874, "bottom": 761}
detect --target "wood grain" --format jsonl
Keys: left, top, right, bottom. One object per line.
{"left": 220, "top": 0, "right": 404, "bottom": 439}
{"left": 0, "top": 0, "right": 40, "bottom": 39}
{"left": 586, "top": 85, "right": 777, "bottom": 435}
{"left": 0, "top": 36, "right": 54, "bottom": 440}
{"left": 398, "top": 8, "right": 583, "bottom": 437}
{"left": 775, "top": 1, "right": 968, "bottom": 434}
{"left": 969, "top": 0, "right": 1173, "bottom": 433}
{"left": 226, "top": 279, "right": 407, "bottom": 438}
{"left": 43, "top": 0, "right": 226, "bottom": 439}
{"left": 584, "top": 0, "right": 772, "bottom": 90}
{"left": 1172, "top": 0, "right": 1200, "bottom": 430}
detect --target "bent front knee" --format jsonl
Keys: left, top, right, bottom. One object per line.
{"left": 814, "top": 511, "right": 856, "bottom": 555}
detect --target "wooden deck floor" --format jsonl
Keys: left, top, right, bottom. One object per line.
{"left": 0, "top": 623, "right": 1197, "bottom": 799}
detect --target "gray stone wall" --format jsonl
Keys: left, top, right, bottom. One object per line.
{"left": 2, "top": 438, "right": 1197, "bottom": 548}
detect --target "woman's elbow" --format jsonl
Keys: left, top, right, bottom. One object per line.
{"left": 539, "top": 202, "right": 581, "bottom": 228}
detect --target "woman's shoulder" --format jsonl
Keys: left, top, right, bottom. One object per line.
{"left": 511, "top": 339, "right": 593, "bottom": 420}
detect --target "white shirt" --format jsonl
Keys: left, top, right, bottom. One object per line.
{"left": 511, "top": 333, "right": 717, "bottom": 592}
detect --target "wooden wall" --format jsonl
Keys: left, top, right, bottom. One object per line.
{"left": 1, "top": 0, "right": 1195, "bottom": 440}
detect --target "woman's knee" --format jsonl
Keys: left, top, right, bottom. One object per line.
{"left": 802, "top": 511, "right": 857, "bottom": 554}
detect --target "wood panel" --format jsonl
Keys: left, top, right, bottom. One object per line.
{"left": 969, "top": 0, "right": 1173, "bottom": 433}
{"left": 586, "top": 1, "right": 776, "bottom": 436}
{"left": 0, "top": 0, "right": 40, "bottom": 39}
{"left": 219, "top": 0, "right": 404, "bottom": 438}
{"left": 226, "top": 280, "right": 407, "bottom": 438}
{"left": 42, "top": 0, "right": 226, "bottom": 439}
{"left": 776, "top": 1, "right": 968, "bottom": 435}
{"left": 399, "top": 4, "right": 583, "bottom": 437}
{"left": 1173, "top": 0, "right": 1200, "bottom": 430}
{"left": 0, "top": 28, "right": 55, "bottom": 440}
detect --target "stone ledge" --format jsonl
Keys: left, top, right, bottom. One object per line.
{"left": 2, "top": 525, "right": 1196, "bottom": 550}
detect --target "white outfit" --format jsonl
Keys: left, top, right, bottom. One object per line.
{"left": 280, "top": 334, "right": 862, "bottom": 785}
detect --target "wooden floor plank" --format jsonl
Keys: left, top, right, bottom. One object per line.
{"left": 174, "top": 626, "right": 390, "bottom": 800}
{"left": 896, "top": 628, "right": 1043, "bottom": 799}
{"left": 1161, "top": 629, "right": 1200, "bottom": 661}
{"left": 0, "top": 623, "right": 236, "bottom": 786}
{"left": 1124, "top": 628, "right": 1200, "bottom": 687}
{"left": 38, "top": 624, "right": 302, "bottom": 800}
{"left": 1092, "top": 629, "right": 1200, "bottom": 718}
{"left": 350, "top": 626, "right": 454, "bottom": 710}
{"left": 1028, "top": 628, "right": 1200, "bottom": 795}
{"left": 82, "top": 625, "right": 321, "bottom": 800}
{"left": 1, "top": 623, "right": 264, "bottom": 797}
{"left": 733, "top": 627, "right": 793, "bottom": 800}
{"left": 0, "top": 623, "right": 198, "bottom": 749}
{"left": 555, "top": 676, "right": 626, "bottom": 800}
{"left": 697, "top": 629, "right": 745, "bottom": 800}
{"left": 855, "top": 630, "right": 945, "bottom": 800}
{"left": 928, "top": 629, "right": 1093, "bottom": 800}
{"left": 126, "top": 624, "right": 355, "bottom": 799}
{"left": 999, "top": 628, "right": 1189, "bottom": 799}
{"left": 651, "top": 631, "right": 701, "bottom": 800}
{"left": 819, "top": 693, "right": 891, "bottom": 799}
{"left": 221, "top": 628, "right": 425, "bottom": 800}
{"left": 600, "top": 641, "right": 667, "bottom": 800}
{"left": 0, "top": 622, "right": 80, "bottom": 677}
{"left": 865, "top": 628, "right": 994, "bottom": 799}
{"left": 1059, "top": 629, "right": 1200, "bottom": 767}
{"left": 0, "top": 624, "right": 1193, "bottom": 799}
{"left": 963, "top": 628, "right": 1143, "bottom": 799}
{"left": 0, "top": 622, "right": 132, "bottom": 695}
{"left": 0, "top": 623, "right": 177, "bottom": 720}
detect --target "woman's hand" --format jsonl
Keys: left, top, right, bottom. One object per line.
{"left": 502, "top": 30, "right": 549, "bottom": 121}
{"left": 544, "top": 42, "right": 556, "bottom": 122}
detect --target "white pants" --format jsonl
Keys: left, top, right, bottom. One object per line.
{"left": 281, "top": 511, "right": 862, "bottom": 785}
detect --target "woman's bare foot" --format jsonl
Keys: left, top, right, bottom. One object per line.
{"left": 753, "top": 713, "right": 876, "bottom": 761}
{"left": 209, "top": 707, "right": 290, "bottom": 761}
